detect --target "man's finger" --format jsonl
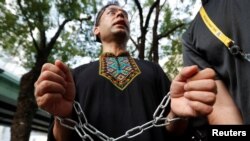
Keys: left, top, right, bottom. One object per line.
{"left": 36, "top": 80, "right": 66, "bottom": 97}
{"left": 35, "top": 70, "right": 66, "bottom": 87}
{"left": 170, "top": 81, "right": 185, "bottom": 98}
{"left": 184, "top": 91, "right": 216, "bottom": 105}
{"left": 184, "top": 79, "right": 217, "bottom": 92}
{"left": 54, "top": 60, "right": 75, "bottom": 101}
{"left": 174, "top": 65, "right": 199, "bottom": 82}
{"left": 188, "top": 68, "right": 216, "bottom": 81}
{"left": 55, "top": 60, "right": 74, "bottom": 83}
{"left": 41, "top": 63, "right": 66, "bottom": 78}
{"left": 189, "top": 101, "right": 213, "bottom": 116}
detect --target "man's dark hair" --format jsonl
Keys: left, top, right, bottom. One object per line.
{"left": 94, "top": 1, "right": 120, "bottom": 42}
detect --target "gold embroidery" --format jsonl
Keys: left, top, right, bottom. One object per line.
{"left": 99, "top": 53, "right": 141, "bottom": 90}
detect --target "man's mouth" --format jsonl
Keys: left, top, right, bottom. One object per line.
{"left": 113, "top": 20, "right": 128, "bottom": 29}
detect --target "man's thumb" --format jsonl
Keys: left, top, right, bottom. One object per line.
{"left": 174, "top": 65, "right": 199, "bottom": 82}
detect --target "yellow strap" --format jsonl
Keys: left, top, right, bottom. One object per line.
{"left": 199, "top": 6, "right": 232, "bottom": 48}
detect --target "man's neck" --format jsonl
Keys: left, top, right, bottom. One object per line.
{"left": 102, "top": 42, "right": 127, "bottom": 56}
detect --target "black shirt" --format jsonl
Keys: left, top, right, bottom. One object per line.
{"left": 182, "top": 0, "right": 250, "bottom": 124}
{"left": 48, "top": 53, "right": 174, "bottom": 141}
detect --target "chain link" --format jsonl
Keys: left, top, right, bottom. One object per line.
{"left": 74, "top": 102, "right": 88, "bottom": 125}
{"left": 84, "top": 123, "right": 113, "bottom": 141}
{"left": 55, "top": 92, "right": 182, "bottom": 141}
{"left": 243, "top": 53, "right": 250, "bottom": 62}
{"left": 75, "top": 125, "right": 94, "bottom": 141}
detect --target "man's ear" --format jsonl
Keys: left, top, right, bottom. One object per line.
{"left": 93, "top": 26, "right": 100, "bottom": 36}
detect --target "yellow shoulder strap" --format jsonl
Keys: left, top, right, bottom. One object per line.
{"left": 199, "top": 6, "right": 250, "bottom": 62}
{"left": 199, "top": 6, "right": 233, "bottom": 48}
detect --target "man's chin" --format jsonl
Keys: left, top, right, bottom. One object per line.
{"left": 113, "top": 32, "right": 129, "bottom": 42}
{"left": 113, "top": 27, "right": 128, "bottom": 33}
{"left": 113, "top": 29, "right": 129, "bottom": 36}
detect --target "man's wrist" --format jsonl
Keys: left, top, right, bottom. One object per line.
{"left": 166, "top": 110, "right": 189, "bottom": 134}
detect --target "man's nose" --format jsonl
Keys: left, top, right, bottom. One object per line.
{"left": 116, "top": 10, "right": 125, "bottom": 18}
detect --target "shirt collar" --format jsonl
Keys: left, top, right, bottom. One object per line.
{"left": 100, "top": 51, "right": 130, "bottom": 57}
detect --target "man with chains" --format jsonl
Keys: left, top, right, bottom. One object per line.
{"left": 34, "top": 2, "right": 241, "bottom": 141}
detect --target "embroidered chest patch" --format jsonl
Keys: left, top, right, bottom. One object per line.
{"left": 99, "top": 55, "right": 141, "bottom": 90}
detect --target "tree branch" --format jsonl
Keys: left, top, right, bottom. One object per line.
{"left": 160, "top": 0, "right": 167, "bottom": 11}
{"left": 130, "top": 36, "right": 139, "bottom": 50}
{"left": 47, "top": 16, "right": 91, "bottom": 51}
{"left": 17, "top": 0, "right": 39, "bottom": 52}
{"left": 37, "top": 2, "right": 46, "bottom": 50}
{"left": 134, "top": 0, "right": 143, "bottom": 32}
{"left": 144, "top": 0, "right": 160, "bottom": 32}
{"left": 157, "top": 23, "right": 185, "bottom": 40}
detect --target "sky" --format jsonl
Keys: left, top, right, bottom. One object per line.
{"left": 0, "top": 50, "right": 27, "bottom": 78}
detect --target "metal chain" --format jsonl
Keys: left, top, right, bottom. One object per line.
{"left": 242, "top": 53, "right": 250, "bottom": 62}
{"left": 56, "top": 92, "right": 182, "bottom": 141}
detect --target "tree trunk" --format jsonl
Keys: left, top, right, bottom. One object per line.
{"left": 152, "top": 2, "right": 160, "bottom": 64}
{"left": 10, "top": 70, "right": 38, "bottom": 141}
{"left": 11, "top": 54, "right": 47, "bottom": 141}
{"left": 138, "top": 36, "right": 146, "bottom": 60}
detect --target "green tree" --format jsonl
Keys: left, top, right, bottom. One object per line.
{"left": 128, "top": 0, "right": 196, "bottom": 78}
{"left": 0, "top": 0, "right": 97, "bottom": 140}
{"left": 161, "top": 0, "right": 197, "bottom": 79}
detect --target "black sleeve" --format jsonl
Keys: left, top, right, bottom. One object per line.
{"left": 47, "top": 116, "right": 56, "bottom": 141}
{"left": 182, "top": 21, "right": 212, "bottom": 70}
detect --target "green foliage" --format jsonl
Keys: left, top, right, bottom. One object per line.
{"left": 163, "top": 38, "right": 183, "bottom": 80}
{"left": 0, "top": 0, "right": 198, "bottom": 74}
{"left": 143, "top": 0, "right": 154, "bottom": 7}
{"left": 160, "top": 4, "right": 181, "bottom": 33}
{"left": 0, "top": 0, "right": 99, "bottom": 69}
{"left": 56, "top": 0, "right": 83, "bottom": 19}
{"left": 158, "top": 0, "right": 197, "bottom": 79}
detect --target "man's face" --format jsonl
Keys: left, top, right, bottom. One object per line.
{"left": 94, "top": 5, "right": 130, "bottom": 42}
